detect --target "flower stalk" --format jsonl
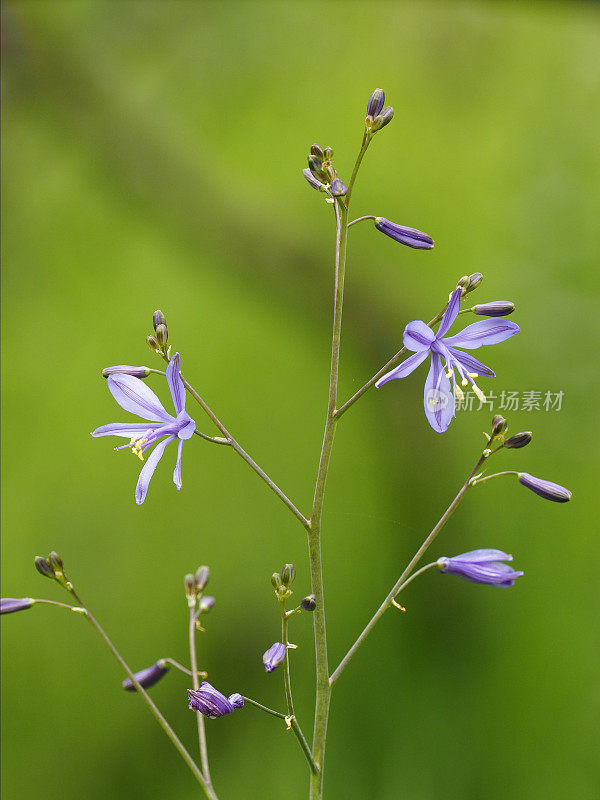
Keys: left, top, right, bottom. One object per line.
{"left": 189, "top": 607, "right": 212, "bottom": 789}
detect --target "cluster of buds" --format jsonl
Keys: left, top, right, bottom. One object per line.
{"left": 303, "top": 144, "right": 347, "bottom": 197}
{"left": 34, "top": 551, "right": 76, "bottom": 595}
{"left": 271, "top": 562, "right": 295, "bottom": 600}
{"left": 184, "top": 565, "right": 215, "bottom": 628}
{"left": 455, "top": 274, "right": 515, "bottom": 318}
{"left": 147, "top": 309, "right": 170, "bottom": 358}
{"left": 488, "top": 414, "right": 532, "bottom": 450}
{"left": 365, "top": 88, "right": 394, "bottom": 134}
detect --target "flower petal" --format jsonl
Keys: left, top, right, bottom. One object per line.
{"left": 403, "top": 321, "right": 436, "bottom": 352}
{"left": 166, "top": 352, "right": 186, "bottom": 415}
{"left": 423, "top": 354, "right": 455, "bottom": 433}
{"left": 447, "top": 348, "right": 495, "bottom": 378}
{"left": 436, "top": 288, "right": 462, "bottom": 338}
{"left": 135, "top": 435, "right": 175, "bottom": 505}
{"left": 449, "top": 549, "right": 512, "bottom": 563}
{"left": 108, "top": 374, "right": 172, "bottom": 423}
{"left": 177, "top": 413, "right": 197, "bottom": 440}
{"left": 375, "top": 349, "right": 430, "bottom": 387}
{"left": 173, "top": 438, "right": 184, "bottom": 490}
{"left": 442, "top": 319, "right": 520, "bottom": 350}
{"left": 91, "top": 422, "right": 157, "bottom": 438}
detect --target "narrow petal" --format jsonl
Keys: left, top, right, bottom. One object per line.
{"left": 443, "top": 319, "right": 520, "bottom": 350}
{"left": 423, "top": 354, "right": 455, "bottom": 433}
{"left": 173, "top": 438, "right": 184, "bottom": 490}
{"left": 449, "top": 549, "right": 512, "bottom": 563}
{"left": 436, "top": 288, "right": 462, "bottom": 338}
{"left": 375, "top": 349, "right": 430, "bottom": 387}
{"left": 135, "top": 435, "right": 175, "bottom": 505}
{"left": 108, "top": 374, "right": 172, "bottom": 422}
{"left": 403, "top": 321, "right": 436, "bottom": 352}
{"left": 166, "top": 353, "right": 186, "bottom": 415}
{"left": 91, "top": 422, "right": 157, "bottom": 438}
{"left": 447, "top": 348, "right": 495, "bottom": 378}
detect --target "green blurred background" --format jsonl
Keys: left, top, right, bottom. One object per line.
{"left": 2, "top": 2, "right": 599, "bottom": 798}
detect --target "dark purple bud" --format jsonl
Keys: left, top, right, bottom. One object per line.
{"left": 155, "top": 323, "right": 168, "bottom": 346}
{"left": 518, "top": 473, "right": 572, "bottom": 503}
{"left": 188, "top": 682, "right": 244, "bottom": 718}
{"left": 1, "top": 598, "right": 34, "bottom": 615}
{"left": 301, "top": 594, "right": 316, "bottom": 611}
{"left": 102, "top": 365, "right": 151, "bottom": 379}
{"left": 153, "top": 310, "right": 166, "bottom": 331}
{"left": 465, "top": 272, "right": 483, "bottom": 293}
{"left": 307, "top": 155, "right": 324, "bottom": 179}
{"left": 474, "top": 301, "right": 515, "bottom": 317}
{"left": 330, "top": 178, "right": 347, "bottom": 197}
{"left": 366, "top": 88, "right": 385, "bottom": 117}
{"left": 310, "top": 143, "right": 324, "bottom": 158}
{"left": 504, "top": 432, "right": 532, "bottom": 449}
{"left": 374, "top": 217, "right": 434, "bottom": 250}
{"left": 491, "top": 415, "right": 508, "bottom": 436}
{"left": 263, "top": 642, "right": 287, "bottom": 673}
{"left": 302, "top": 168, "right": 326, "bottom": 192}
{"left": 437, "top": 549, "right": 523, "bottom": 587}
{"left": 195, "top": 566, "right": 210, "bottom": 591}
{"left": 372, "top": 106, "right": 394, "bottom": 131}
{"left": 34, "top": 556, "right": 55, "bottom": 580}
{"left": 122, "top": 660, "right": 170, "bottom": 691}
{"left": 199, "top": 595, "right": 215, "bottom": 614}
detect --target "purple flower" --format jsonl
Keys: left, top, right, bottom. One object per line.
{"left": 102, "top": 365, "right": 151, "bottom": 379}
{"left": 263, "top": 642, "right": 286, "bottom": 673}
{"left": 375, "top": 288, "right": 520, "bottom": 432}
{"left": 1, "top": 598, "right": 34, "bottom": 615}
{"left": 518, "top": 473, "right": 572, "bottom": 503}
{"left": 122, "top": 660, "right": 170, "bottom": 691}
{"left": 437, "top": 549, "right": 523, "bottom": 587}
{"left": 375, "top": 217, "right": 434, "bottom": 250}
{"left": 92, "top": 353, "right": 196, "bottom": 504}
{"left": 187, "top": 682, "right": 244, "bottom": 718}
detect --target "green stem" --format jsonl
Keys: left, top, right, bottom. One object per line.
{"left": 470, "top": 470, "right": 518, "bottom": 486}
{"left": 347, "top": 215, "right": 376, "bottom": 228}
{"left": 344, "top": 133, "right": 371, "bottom": 207}
{"left": 160, "top": 657, "right": 206, "bottom": 679}
{"left": 280, "top": 602, "right": 296, "bottom": 717}
{"left": 329, "top": 453, "right": 487, "bottom": 686}
{"left": 242, "top": 696, "right": 287, "bottom": 719}
{"left": 189, "top": 608, "right": 212, "bottom": 788}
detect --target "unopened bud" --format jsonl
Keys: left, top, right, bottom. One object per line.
{"left": 465, "top": 272, "right": 483, "bottom": 293}
{"left": 518, "top": 473, "right": 572, "bottom": 503}
{"left": 302, "top": 168, "right": 326, "bottom": 192}
{"left": 372, "top": 106, "right": 394, "bottom": 131}
{"left": 491, "top": 415, "right": 508, "bottom": 436}
{"left": 281, "top": 564, "right": 295, "bottom": 586}
{"left": 102, "top": 365, "right": 151, "bottom": 379}
{"left": 323, "top": 146, "right": 333, "bottom": 159}
{"left": 153, "top": 310, "right": 166, "bottom": 331}
{"left": 199, "top": 596, "right": 215, "bottom": 614}
{"left": 184, "top": 574, "right": 196, "bottom": 596}
{"left": 195, "top": 566, "right": 210, "bottom": 591}
{"left": 504, "top": 432, "right": 532, "bottom": 449}
{"left": 122, "top": 660, "right": 170, "bottom": 692}
{"left": 310, "top": 143, "right": 324, "bottom": 158}
{"left": 34, "top": 557, "right": 55, "bottom": 580}
{"left": 155, "top": 324, "right": 168, "bottom": 347}
{"left": 147, "top": 334, "right": 161, "bottom": 352}
{"left": 366, "top": 88, "right": 385, "bottom": 118}
{"left": 271, "top": 572, "right": 282, "bottom": 590}
{"left": 474, "top": 301, "right": 515, "bottom": 317}
{"left": 301, "top": 594, "right": 316, "bottom": 611}
{"left": 330, "top": 178, "right": 348, "bottom": 197}
{"left": 49, "top": 551, "right": 64, "bottom": 572}
{"left": 456, "top": 275, "right": 470, "bottom": 288}
{"left": 308, "top": 155, "right": 324, "bottom": 178}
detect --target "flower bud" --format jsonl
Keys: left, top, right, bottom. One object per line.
{"left": 281, "top": 564, "right": 295, "bottom": 586}
{"left": 437, "top": 549, "right": 523, "bottom": 587}
{"left": 199, "top": 596, "right": 215, "bottom": 614}
{"left": 366, "top": 88, "right": 385, "bottom": 117}
{"left": 184, "top": 573, "right": 196, "bottom": 596}
{"left": 49, "top": 551, "right": 64, "bottom": 571}
{"left": 518, "top": 473, "right": 572, "bottom": 503}
{"left": 301, "top": 594, "right": 316, "bottom": 611}
{"left": 504, "top": 432, "right": 532, "bottom": 449}
{"left": 302, "top": 168, "right": 325, "bottom": 191}
{"left": 153, "top": 310, "right": 166, "bottom": 331}
{"left": 102, "top": 365, "right": 151, "bottom": 379}
{"left": 323, "top": 146, "right": 333, "bottom": 159}
{"left": 310, "top": 143, "right": 324, "bottom": 158}
{"left": 491, "top": 415, "right": 508, "bottom": 436}
{"left": 330, "top": 178, "right": 347, "bottom": 197}
{"left": 271, "top": 572, "right": 282, "bottom": 590}
{"left": 147, "top": 334, "right": 161, "bottom": 352}
{"left": 307, "top": 155, "right": 324, "bottom": 179}
{"left": 474, "top": 301, "right": 515, "bottom": 317}
{"left": 374, "top": 217, "right": 434, "bottom": 250}
{"left": 1, "top": 598, "right": 34, "bottom": 615}
{"left": 465, "top": 272, "right": 483, "bottom": 293}
{"left": 122, "top": 660, "right": 170, "bottom": 691}
{"left": 195, "top": 566, "right": 210, "bottom": 591}
{"left": 155, "top": 323, "right": 168, "bottom": 347}
{"left": 34, "top": 556, "right": 55, "bottom": 580}
{"left": 456, "top": 275, "right": 470, "bottom": 289}
{"left": 263, "top": 642, "right": 287, "bottom": 673}
{"left": 372, "top": 106, "right": 394, "bottom": 131}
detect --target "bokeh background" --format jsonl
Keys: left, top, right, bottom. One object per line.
{"left": 2, "top": 2, "right": 599, "bottom": 799}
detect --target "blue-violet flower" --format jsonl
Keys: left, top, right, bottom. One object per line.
{"left": 263, "top": 642, "right": 287, "bottom": 673}
{"left": 1, "top": 598, "right": 34, "bottom": 614}
{"left": 518, "top": 473, "right": 572, "bottom": 503}
{"left": 187, "top": 682, "right": 244, "bottom": 718}
{"left": 437, "top": 549, "right": 523, "bottom": 587}
{"left": 92, "top": 353, "right": 196, "bottom": 504}
{"left": 375, "top": 288, "right": 520, "bottom": 432}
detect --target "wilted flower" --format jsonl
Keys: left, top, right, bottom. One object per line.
{"left": 518, "top": 473, "right": 572, "bottom": 503}
{"left": 301, "top": 594, "right": 316, "bottom": 611}
{"left": 376, "top": 288, "right": 520, "bottom": 432}
{"left": 374, "top": 217, "right": 434, "bottom": 250}
{"left": 187, "top": 682, "right": 244, "bottom": 718}
{"left": 92, "top": 353, "right": 197, "bottom": 504}
{"left": 1, "top": 598, "right": 34, "bottom": 615}
{"left": 263, "top": 642, "right": 286, "bottom": 673}
{"left": 437, "top": 549, "right": 523, "bottom": 587}
{"left": 122, "top": 660, "right": 170, "bottom": 691}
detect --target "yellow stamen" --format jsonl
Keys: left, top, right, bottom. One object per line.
{"left": 468, "top": 372, "right": 479, "bottom": 378}
{"left": 129, "top": 437, "right": 147, "bottom": 462}
{"left": 472, "top": 383, "right": 487, "bottom": 403}
{"left": 454, "top": 383, "right": 464, "bottom": 402}
{"left": 461, "top": 378, "right": 468, "bottom": 387}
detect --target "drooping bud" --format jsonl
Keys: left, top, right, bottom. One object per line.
{"left": 518, "top": 473, "right": 572, "bottom": 503}
{"left": 155, "top": 323, "right": 168, "bottom": 347}
{"left": 366, "top": 88, "right": 385, "bottom": 117}
{"left": 271, "top": 572, "right": 282, "bottom": 590}
{"left": 504, "top": 432, "right": 532, "bottom": 449}
{"left": 465, "top": 272, "right": 483, "bottom": 293}
{"left": 330, "top": 178, "right": 347, "bottom": 197}
{"left": 102, "top": 365, "right": 151, "bottom": 379}
{"left": 301, "top": 594, "right": 316, "bottom": 611}
{"left": 310, "top": 143, "right": 324, "bottom": 158}
{"left": 491, "top": 415, "right": 508, "bottom": 436}
{"left": 153, "top": 310, "right": 166, "bottom": 331}
{"left": 1, "top": 598, "right": 34, "bottom": 615}
{"left": 195, "top": 566, "right": 210, "bottom": 591}
{"left": 146, "top": 334, "right": 161, "bottom": 352}
{"left": 474, "top": 301, "right": 515, "bottom": 317}
{"left": 374, "top": 218, "right": 434, "bottom": 250}
{"left": 281, "top": 564, "right": 295, "bottom": 586}
{"left": 302, "top": 168, "right": 326, "bottom": 191}
{"left": 34, "top": 556, "right": 55, "bottom": 580}
{"left": 263, "top": 642, "right": 287, "bottom": 673}
{"left": 188, "top": 682, "right": 244, "bottom": 717}
{"left": 372, "top": 106, "right": 394, "bottom": 131}
{"left": 122, "top": 660, "right": 170, "bottom": 691}
{"left": 199, "top": 596, "right": 215, "bottom": 614}
{"left": 437, "top": 549, "right": 523, "bottom": 587}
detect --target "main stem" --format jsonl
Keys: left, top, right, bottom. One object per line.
{"left": 189, "top": 608, "right": 212, "bottom": 787}
{"left": 308, "top": 197, "right": 349, "bottom": 799}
